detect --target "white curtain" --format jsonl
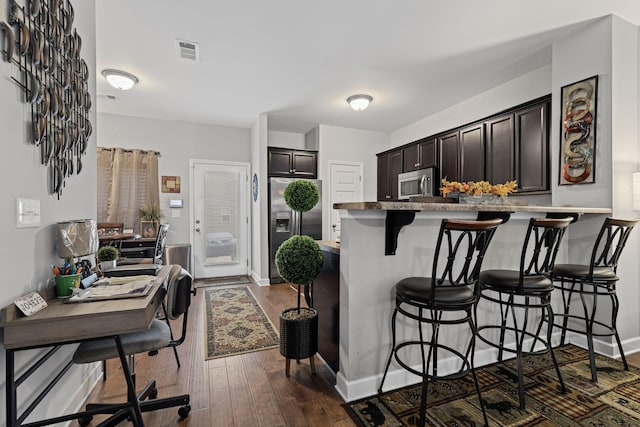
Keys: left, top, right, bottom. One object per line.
{"left": 97, "top": 148, "right": 160, "bottom": 233}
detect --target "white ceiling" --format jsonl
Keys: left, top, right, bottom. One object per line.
{"left": 95, "top": 0, "right": 640, "bottom": 134}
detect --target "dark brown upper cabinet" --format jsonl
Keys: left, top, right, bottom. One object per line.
{"left": 438, "top": 130, "right": 460, "bottom": 183}
{"left": 515, "top": 102, "right": 549, "bottom": 193}
{"left": 377, "top": 150, "right": 403, "bottom": 200}
{"left": 403, "top": 138, "right": 437, "bottom": 172}
{"left": 459, "top": 123, "right": 485, "bottom": 182}
{"left": 485, "top": 113, "right": 515, "bottom": 185}
{"left": 268, "top": 147, "right": 317, "bottom": 178}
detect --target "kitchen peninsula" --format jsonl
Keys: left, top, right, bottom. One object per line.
{"left": 331, "top": 200, "right": 611, "bottom": 401}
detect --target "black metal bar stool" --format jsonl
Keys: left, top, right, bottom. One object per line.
{"left": 379, "top": 218, "right": 503, "bottom": 427}
{"left": 475, "top": 217, "right": 572, "bottom": 410}
{"left": 551, "top": 217, "right": 638, "bottom": 383}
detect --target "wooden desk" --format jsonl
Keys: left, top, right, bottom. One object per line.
{"left": 1, "top": 265, "right": 170, "bottom": 426}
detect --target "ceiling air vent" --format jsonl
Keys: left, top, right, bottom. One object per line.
{"left": 176, "top": 39, "right": 199, "bottom": 61}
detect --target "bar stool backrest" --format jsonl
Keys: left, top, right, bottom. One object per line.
{"left": 587, "top": 218, "right": 639, "bottom": 279}
{"left": 430, "top": 218, "right": 502, "bottom": 297}
{"left": 517, "top": 217, "right": 573, "bottom": 290}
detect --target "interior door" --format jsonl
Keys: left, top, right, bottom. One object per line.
{"left": 191, "top": 160, "right": 249, "bottom": 279}
{"left": 329, "top": 161, "right": 363, "bottom": 241}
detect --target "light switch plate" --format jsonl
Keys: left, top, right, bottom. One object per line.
{"left": 17, "top": 198, "right": 41, "bottom": 228}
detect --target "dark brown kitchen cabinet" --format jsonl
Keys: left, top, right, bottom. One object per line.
{"left": 267, "top": 147, "right": 317, "bottom": 178}
{"left": 377, "top": 150, "right": 403, "bottom": 200}
{"left": 460, "top": 123, "right": 484, "bottom": 182}
{"left": 515, "top": 102, "right": 549, "bottom": 193}
{"left": 402, "top": 138, "right": 437, "bottom": 172}
{"left": 438, "top": 130, "right": 460, "bottom": 183}
{"left": 485, "top": 113, "right": 515, "bottom": 185}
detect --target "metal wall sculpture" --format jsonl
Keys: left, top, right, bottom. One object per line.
{"left": 559, "top": 75, "right": 597, "bottom": 185}
{"left": 1, "top": 0, "right": 92, "bottom": 198}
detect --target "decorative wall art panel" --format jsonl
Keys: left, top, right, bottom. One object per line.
{"left": 161, "top": 175, "right": 180, "bottom": 193}
{"left": 559, "top": 75, "right": 597, "bottom": 185}
{"left": 1, "top": 0, "right": 93, "bottom": 198}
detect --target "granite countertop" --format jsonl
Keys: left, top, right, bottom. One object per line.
{"left": 317, "top": 240, "right": 340, "bottom": 254}
{"left": 333, "top": 201, "right": 611, "bottom": 215}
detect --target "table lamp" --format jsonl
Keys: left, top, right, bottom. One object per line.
{"left": 55, "top": 219, "right": 99, "bottom": 262}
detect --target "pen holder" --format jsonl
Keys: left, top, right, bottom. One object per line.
{"left": 55, "top": 274, "right": 81, "bottom": 297}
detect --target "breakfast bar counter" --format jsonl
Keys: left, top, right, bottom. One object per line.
{"left": 331, "top": 201, "right": 611, "bottom": 401}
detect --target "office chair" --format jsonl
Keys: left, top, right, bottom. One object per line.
{"left": 72, "top": 265, "right": 194, "bottom": 426}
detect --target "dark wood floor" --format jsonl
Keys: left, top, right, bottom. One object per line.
{"left": 82, "top": 280, "right": 640, "bottom": 426}
{"left": 82, "top": 282, "right": 356, "bottom": 427}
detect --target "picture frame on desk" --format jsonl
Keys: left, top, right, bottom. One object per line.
{"left": 140, "top": 221, "right": 158, "bottom": 238}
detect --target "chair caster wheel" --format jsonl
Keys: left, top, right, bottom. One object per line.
{"left": 178, "top": 404, "right": 191, "bottom": 419}
{"left": 78, "top": 415, "right": 93, "bottom": 426}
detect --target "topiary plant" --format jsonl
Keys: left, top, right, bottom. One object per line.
{"left": 97, "top": 245, "right": 119, "bottom": 262}
{"left": 284, "top": 180, "right": 320, "bottom": 213}
{"left": 276, "top": 235, "right": 323, "bottom": 313}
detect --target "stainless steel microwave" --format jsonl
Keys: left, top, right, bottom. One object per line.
{"left": 398, "top": 167, "right": 435, "bottom": 200}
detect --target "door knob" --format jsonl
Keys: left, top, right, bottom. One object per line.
{"left": 332, "top": 224, "right": 337, "bottom": 230}
{"left": 195, "top": 227, "right": 200, "bottom": 232}
{"left": 195, "top": 219, "right": 200, "bottom": 224}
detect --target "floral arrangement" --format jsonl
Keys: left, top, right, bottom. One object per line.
{"left": 440, "top": 179, "right": 518, "bottom": 198}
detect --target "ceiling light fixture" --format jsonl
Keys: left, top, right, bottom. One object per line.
{"left": 102, "top": 69, "right": 139, "bottom": 90}
{"left": 347, "top": 94, "right": 373, "bottom": 111}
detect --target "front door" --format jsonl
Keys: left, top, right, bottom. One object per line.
{"left": 191, "top": 160, "right": 249, "bottom": 278}
{"left": 328, "top": 161, "right": 363, "bottom": 241}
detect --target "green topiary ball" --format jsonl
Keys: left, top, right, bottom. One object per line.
{"left": 275, "top": 235, "right": 323, "bottom": 285}
{"left": 283, "top": 180, "right": 320, "bottom": 212}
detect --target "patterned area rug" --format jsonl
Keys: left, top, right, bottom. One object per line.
{"left": 204, "top": 286, "right": 279, "bottom": 359}
{"left": 347, "top": 345, "right": 640, "bottom": 426}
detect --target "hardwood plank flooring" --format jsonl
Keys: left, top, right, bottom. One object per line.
{"left": 80, "top": 280, "right": 640, "bottom": 426}
{"left": 80, "top": 282, "right": 355, "bottom": 426}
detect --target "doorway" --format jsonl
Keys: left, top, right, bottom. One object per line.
{"left": 328, "top": 161, "right": 363, "bottom": 241}
{"left": 190, "top": 160, "right": 250, "bottom": 279}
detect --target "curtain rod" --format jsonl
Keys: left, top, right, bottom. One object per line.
{"left": 97, "top": 147, "right": 161, "bottom": 157}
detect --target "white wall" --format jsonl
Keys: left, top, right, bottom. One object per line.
{"left": 0, "top": 1, "right": 98, "bottom": 423}
{"left": 97, "top": 113, "right": 251, "bottom": 246}
{"left": 251, "top": 114, "right": 270, "bottom": 284}
{"left": 267, "top": 130, "right": 306, "bottom": 150}
{"left": 390, "top": 65, "right": 552, "bottom": 148}
{"left": 317, "top": 125, "right": 390, "bottom": 239}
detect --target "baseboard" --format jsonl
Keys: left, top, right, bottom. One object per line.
{"left": 251, "top": 271, "right": 270, "bottom": 286}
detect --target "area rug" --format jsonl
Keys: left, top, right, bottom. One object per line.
{"left": 347, "top": 345, "right": 640, "bottom": 426}
{"left": 204, "top": 286, "right": 279, "bottom": 359}
{"left": 196, "top": 275, "right": 253, "bottom": 288}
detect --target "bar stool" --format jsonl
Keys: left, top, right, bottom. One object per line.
{"left": 552, "top": 217, "right": 638, "bottom": 383}
{"left": 475, "top": 217, "right": 572, "bottom": 410}
{"left": 379, "top": 218, "right": 503, "bottom": 427}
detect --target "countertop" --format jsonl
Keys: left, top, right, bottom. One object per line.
{"left": 317, "top": 240, "right": 340, "bottom": 255}
{"left": 333, "top": 201, "right": 612, "bottom": 215}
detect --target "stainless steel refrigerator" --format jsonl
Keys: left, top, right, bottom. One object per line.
{"left": 268, "top": 177, "right": 322, "bottom": 283}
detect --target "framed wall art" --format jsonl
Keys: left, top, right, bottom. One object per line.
{"left": 140, "top": 221, "right": 158, "bottom": 238}
{"left": 162, "top": 175, "right": 181, "bottom": 193}
{"left": 559, "top": 75, "right": 598, "bottom": 185}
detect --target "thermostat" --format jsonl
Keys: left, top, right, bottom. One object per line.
{"left": 169, "top": 199, "right": 183, "bottom": 208}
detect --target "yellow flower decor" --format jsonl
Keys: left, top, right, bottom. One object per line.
{"left": 440, "top": 179, "right": 518, "bottom": 198}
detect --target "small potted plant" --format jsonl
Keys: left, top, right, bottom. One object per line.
{"left": 96, "top": 245, "right": 119, "bottom": 271}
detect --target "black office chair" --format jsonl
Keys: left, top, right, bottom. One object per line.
{"left": 72, "top": 265, "right": 193, "bottom": 426}
{"left": 552, "top": 217, "right": 638, "bottom": 383}
{"left": 379, "top": 218, "right": 503, "bottom": 427}
{"left": 476, "top": 217, "right": 572, "bottom": 410}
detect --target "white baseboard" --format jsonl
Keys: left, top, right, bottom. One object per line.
{"left": 251, "top": 271, "right": 270, "bottom": 286}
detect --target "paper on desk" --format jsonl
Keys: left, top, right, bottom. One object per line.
{"left": 69, "top": 276, "right": 155, "bottom": 301}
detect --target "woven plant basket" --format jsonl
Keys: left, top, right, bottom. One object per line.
{"left": 279, "top": 307, "right": 318, "bottom": 359}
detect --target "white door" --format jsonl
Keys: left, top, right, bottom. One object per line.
{"left": 191, "top": 160, "right": 249, "bottom": 279}
{"left": 329, "top": 161, "right": 363, "bottom": 241}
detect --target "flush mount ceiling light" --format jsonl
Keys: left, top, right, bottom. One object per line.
{"left": 102, "top": 69, "right": 139, "bottom": 90}
{"left": 347, "top": 94, "right": 373, "bottom": 111}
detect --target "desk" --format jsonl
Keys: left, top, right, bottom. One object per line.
{"left": 1, "top": 265, "right": 170, "bottom": 427}
{"left": 98, "top": 233, "right": 136, "bottom": 247}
